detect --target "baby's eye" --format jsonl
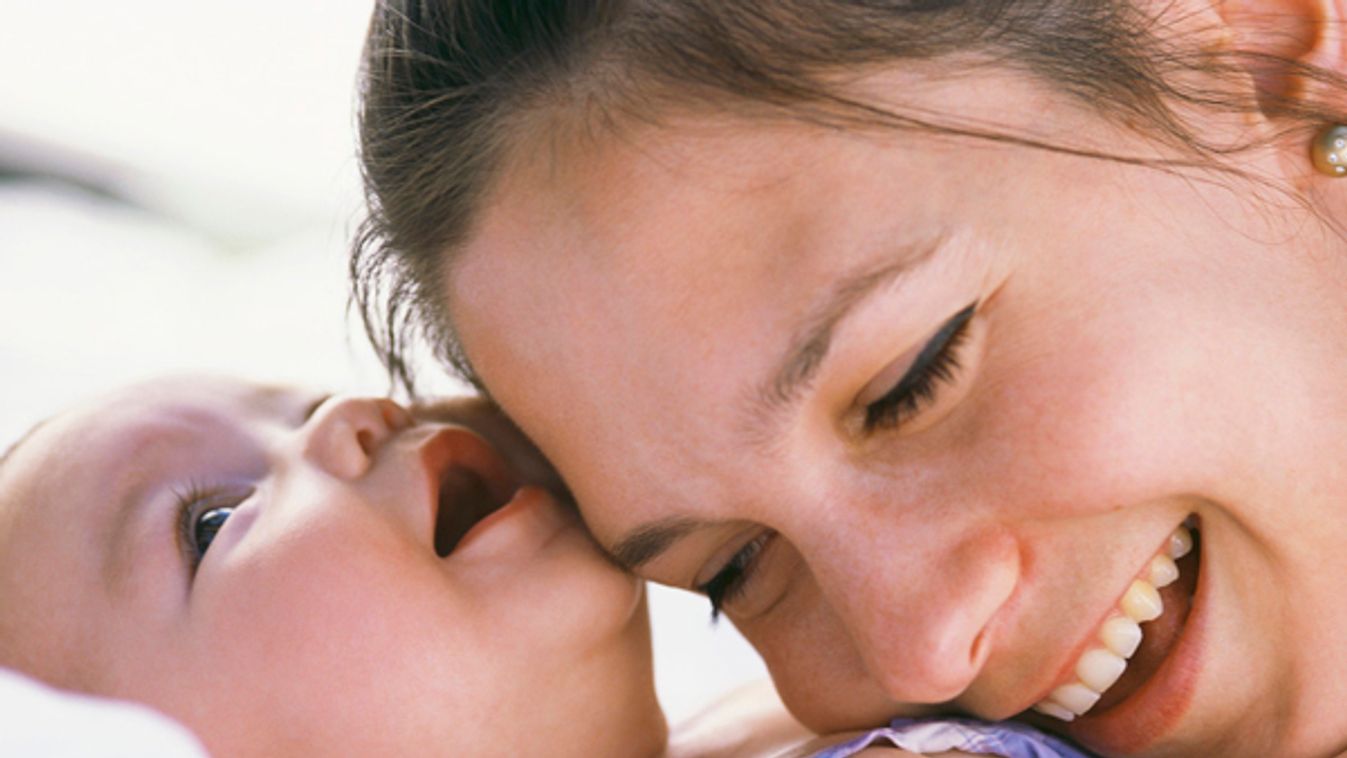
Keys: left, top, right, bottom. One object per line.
{"left": 193, "top": 507, "right": 233, "bottom": 558}
{"left": 176, "top": 485, "right": 253, "bottom": 573}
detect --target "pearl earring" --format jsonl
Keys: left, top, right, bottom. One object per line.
{"left": 1311, "top": 125, "right": 1347, "bottom": 176}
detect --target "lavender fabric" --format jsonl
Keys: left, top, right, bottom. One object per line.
{"left": 810, "top": 716, "right": 1096, "bottom": 758}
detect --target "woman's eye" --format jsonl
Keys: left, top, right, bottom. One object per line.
{"left": 176, "top": 485, "right": 253, "bottom": 573}
{"left": 697, "top": 531, "right": 776, "bottom": 621}
{"left": 861, "top": 302, "right": 977, "bottom": 433}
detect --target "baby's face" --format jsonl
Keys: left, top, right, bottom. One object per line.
{"left": 0, "top": 377, "right": 665, "bottom": 756}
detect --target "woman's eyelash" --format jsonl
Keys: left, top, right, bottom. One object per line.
{"left": 863, "top": 302, "right": 977, "bottom": 433}
{"left": 174, "top": 482, "right": 251, "bottom": 576}
{"left": 697, "top": 530, "right": 775, "bottom": 622}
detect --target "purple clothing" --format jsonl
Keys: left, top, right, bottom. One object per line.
{"left": 811, "top": 716, "right": 1096, "bottom": 758}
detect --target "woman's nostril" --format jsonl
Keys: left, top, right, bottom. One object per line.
{"left": 356, "top": 429, "right": 377, "bottom": 456}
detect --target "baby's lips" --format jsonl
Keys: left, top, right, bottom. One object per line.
{"left": 452, "top": 485, "right": 578, "bottom": 562}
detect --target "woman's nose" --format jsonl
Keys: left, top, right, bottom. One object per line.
{"left": 300, "top": 396, "right": 412, "bottom": 479}
{"left": 808, "top": 524, "right": 1020, "bottom": 704}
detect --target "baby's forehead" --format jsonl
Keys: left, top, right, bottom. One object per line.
{"left": 0, "top": 417, "right": 50, "bottom": 491}
{"left": 0, "top": 399, "right": 159, "bottom": 540}
{"left": 0, "top": 406, "right": 134, "bottom": 690}
{"left": 0, "top": 413, "right": 72, "bottom": 518}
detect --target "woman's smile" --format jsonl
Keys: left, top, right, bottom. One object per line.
{"left": 1019, "top": 520, "right": 1202, "bottom": 755}
{"left": 1033, "top": 522, "right": 1197, "bottom": 722}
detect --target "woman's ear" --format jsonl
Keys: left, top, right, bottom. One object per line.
{"left": 1215, "top": 0, "right": 1347, "bottom": 107}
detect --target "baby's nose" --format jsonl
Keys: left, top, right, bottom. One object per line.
{"left": 301, "top": 396, "right": 411, "bottom": 479}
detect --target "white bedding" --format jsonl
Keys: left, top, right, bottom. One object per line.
{"left": 0, "top": 668, "right": 206, "bottom": 757}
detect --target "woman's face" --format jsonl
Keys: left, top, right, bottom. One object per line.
{"left": 0, "top": 377, "right": 664, "bottom": 757}
{"left": 449, "top": 68, "right": 1347, "bottom": 756}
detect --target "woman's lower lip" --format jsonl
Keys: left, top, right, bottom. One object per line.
{"left": 1066, "top": 531, "right": 1208, "bottom": 753}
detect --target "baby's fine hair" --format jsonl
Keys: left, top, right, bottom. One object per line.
{"left": 351, "top": 0, "right": 1347, "bottom": 394}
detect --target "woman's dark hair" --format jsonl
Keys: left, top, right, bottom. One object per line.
{"left": 351, "top": 0, "right": 1347, "bottom": 395}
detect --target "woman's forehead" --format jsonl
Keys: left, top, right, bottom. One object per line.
{"left": 484, "top": 63, "right": 1074, "bottom": 216}
{"left": 455, "top": 106, "right": 973, "bottom": 379}
{"left": 500, "top": 115, "right": 911, "bottom": 234}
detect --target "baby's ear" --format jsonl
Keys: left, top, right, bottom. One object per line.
{"left": 1214, "top": 0, "right": 1347, "bottom": 109}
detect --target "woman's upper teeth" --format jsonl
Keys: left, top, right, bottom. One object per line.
{"left": 1031, "top": 524, "right": 1195, "bottom": 722}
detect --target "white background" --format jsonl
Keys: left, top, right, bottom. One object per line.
{"left": 0, "top": 0, "right": 766, "bottom": 730}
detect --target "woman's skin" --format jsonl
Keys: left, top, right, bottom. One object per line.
{"left": 443, "top": 2, "right": 1347, "bottom": 754}
{"left": 0, "top": 377, "right": 665, "bottom": 757}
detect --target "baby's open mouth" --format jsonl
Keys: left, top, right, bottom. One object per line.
{"left": 432, "top": 468, "right": 510, "bottom": 556}
{"left": 1031, "top": 519, "right": 1201, "bottom": 722}
{"left": 417, "top": 426, "right": 521, "bottom": 558}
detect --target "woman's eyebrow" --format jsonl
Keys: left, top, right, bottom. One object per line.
{"left": 612, "top": 243, "right": 946, "bottom": 570}
{"left": 740, "top": 237, "right": 943, "bottom": 446}
{"left": 610, "top": 516, "right": 705, "bottom": 570}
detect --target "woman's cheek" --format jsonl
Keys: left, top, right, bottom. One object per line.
{"left": 964, "top": 300, "right": 1226, "bottom": 517}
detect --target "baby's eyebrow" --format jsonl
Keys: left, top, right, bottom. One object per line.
{"left": 87, "top": 420, "right": 187, "bottom": 598}
{"left": 103, "top": 477, "right": 154, "bottom": 598}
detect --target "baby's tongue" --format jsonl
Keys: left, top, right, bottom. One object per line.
{"left": 1092, "top": 563, "right": 1196, "bottom": 713}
